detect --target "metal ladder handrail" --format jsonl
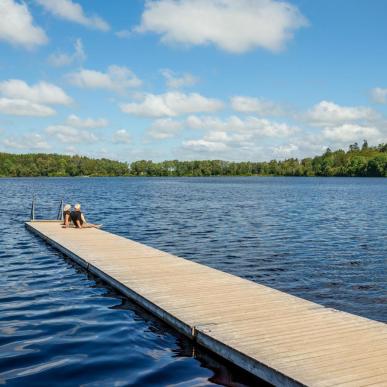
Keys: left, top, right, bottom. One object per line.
{"left": 57, "top": 199, "right": 64, "bottom": 221}
{"left": 30, "top": 195, "right": 36, "bottom": 221}
{"left": 30, "top": 197, "right": 64, "bottom": 221}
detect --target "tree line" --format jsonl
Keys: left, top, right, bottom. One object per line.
{"left": 0, "top": 153, "right": 129, "bottom": 177}
{"left": 131, "top": 141, "right": 387, "bottom": 177}
{"left": 1, "top": 141, "right": 386, "bottom": 177}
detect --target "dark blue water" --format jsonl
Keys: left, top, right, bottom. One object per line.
{"left": 1, "top": 177, "right": 386, "bottom": 386}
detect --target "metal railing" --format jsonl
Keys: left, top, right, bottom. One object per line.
{"left": 30, "top": 195, "right": 36, "bottom": 221}
{"left": 30, "top": 197, "right": 64, "bottom": 221}
{"left": 57, "top": 199, "right": 64, "bottom": 221}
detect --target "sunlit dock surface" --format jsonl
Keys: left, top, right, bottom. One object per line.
{"left": 26, "top": 221, "right": 387, "bottom": 386}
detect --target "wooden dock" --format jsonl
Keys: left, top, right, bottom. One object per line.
{"left": 26, "top": 221, "right": 387, "bottom": 387}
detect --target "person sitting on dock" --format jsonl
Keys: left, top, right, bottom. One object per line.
{"left": 71, "top": 203, "right": 86, "bottom": 228}
{"left": 71, "top": 203, "right": 101, "bottom": 229}
{"left": 62, "top": 204, "right": 72, "bottom": 228}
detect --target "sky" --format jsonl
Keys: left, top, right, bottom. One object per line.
{"left": 0, "top": 0, "right": 387, "bottom": 162}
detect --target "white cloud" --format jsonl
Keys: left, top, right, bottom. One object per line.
{"left": 182, "top": 128, "right": 262, "bottom": 157}
{"left": 322, "top": 124, "right": 381, "bottom": 143}
{"left": 48, "top": 38, "right": 86, "bottom": 67}
{"left": 64, "top": 145, "right": 77, "bottom": 155}
{"left": 182, "top": 133, "right": 324, "bottom": 161}
{"left": 3, "top": 133, "right": 50, "bottom": 150}
{"left": 45, "top": 125, "right": 98, "bottom": 143}
{"left": 272, "top": 143, "right": 299, "bottom": 158}
{"left": 136, "top": 0, "right": 308, "bottom": 53}
{"left": 148, "top": 118, "right": 183, "bottom": 139}
{"left": 115, "top": 30, "right": 132, "bottom": 39}
{"left": 145, "top": 114, "right": 298, "bottom": 156}
{"left": 305, "top": 101, "right": 379, "bottom": 127}
{"left": 0, "top": 79, "right": 70, "bottom": 117}
{"left": 0, "top": 79, "right": 72, "bottom": 105}
{"left": 183, "top": 138, "right": 229, "bottom": 152}
{"left": 65, "top": 114, "right": 108, "bottom": 129}
{"left": 231, "top": 96, "right": 285, "bottom": 116}
{"left": 113, "top": 129, "right": 131, "bottom": 144}
{"left": 178, "top": 99, "right": 387, "bottom": 159}
{"left": 0, "top": 0, "right": 48, "bottom": 49}
{"left": 185, "top": 115, "right": 299, "bottom": 137}
{"left": 36, "top": 0, "right": 109, "bottom": 31}
{"left": 270, "top": 137, "right": 329, "bottom": 159}
{"left": 182, "top": 114, "right": 300, "bottom": 157}
{"left": 66, "top": 65, "right": 142, "bottom": 93}
{"left": 161, "top": 69, "right": 199, "bottom": 89}
{"left": 48, "top": 52, "right": 73, "bottom": 68}
{"left": 271, "top": 123, "right": 384, "bottom": 161}
{"left": 0, "top": 98, "right": 55, "bottom": 116}
{"left": 121, "top": 92, "right": 223, "bottom": 117}
{"left": 370, "top": 88, "right": 387, "bottom": 104}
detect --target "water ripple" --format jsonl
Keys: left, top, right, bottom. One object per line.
{"left": 0, "top": 176, "right": 386, "bottom": 386}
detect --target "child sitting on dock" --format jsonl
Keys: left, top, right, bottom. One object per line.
{"left": 71, "top": 203, "right": 101, "bottom": 229}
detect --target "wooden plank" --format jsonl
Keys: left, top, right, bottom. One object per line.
{"left": 25, "top": 221, "right": 387, "bottom": 387}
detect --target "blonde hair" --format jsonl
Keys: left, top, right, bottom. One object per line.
{"left": 74, "top": 203, "right": 81, "bottom": 210}
{"left": 64, "top": 204, "right": 71, "bottom": 211}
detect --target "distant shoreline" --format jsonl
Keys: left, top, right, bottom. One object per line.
{"left": 1, "top": 174, "right": 386, "bottom": 179}
{"left": 1, "top": 141, "right": 386, "bottom": 177}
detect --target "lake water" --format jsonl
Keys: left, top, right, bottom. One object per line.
{"left": 1, "top": 177, "right": 386, "bottom": 386}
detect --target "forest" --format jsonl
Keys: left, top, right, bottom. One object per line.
{"left": 0, "top": 153, "right": 129, "bottom": 177}
{"left": 0, "top": 141, "right": 386, "bottom": 177}
{"left": 128, "top": 141, "right": 387, "bottom": 177}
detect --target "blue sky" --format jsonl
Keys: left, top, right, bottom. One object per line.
{"left": 0, "top": 0, "right": 387, "bottom": 162}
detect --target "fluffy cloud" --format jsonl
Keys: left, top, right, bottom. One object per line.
{"left": 370, "top": 88, "right": 387, "bottom": 104}
{"left": 121, "top": 92, "right": 223, "bottom": 117}
{"left": 145, "top": 114, "right": 299, "bottom": 147}
{"left": 177, "top": 114, "right": 299, "bottom": 157}
{"left": 36, "top": 0, "right": 109, "bottom": 31}
{"left": 161, "top": 69, "right": 199, "bottom": 89}
{"left": 115, "top": 30, "right": 132, "bottom": 39}
{"left": 144, "top": 113, "right": 299, "bottom": 150}
{"left": 48, "top": 38, "right": 86, "bottom": 67}
{"left": 0, "top": 79, "right": 71, "bottom": 117}
{"left": 148, "top": 118, "right": 183, "bottom": 139}
{"left": 113, "top": 129, "right": 131, "bottom": 144}
{"left": 183, "top": 127, "right": 262, "bottom": 155}
{"left": 305, "top": 101, "right": 378, "bottom": 127}
{"left": 268, "top": 100, "right": 386, "bottom": 159}
{"left": 65, "top": 114, "right": 108, "bottom": 128}
{"left": 136, "top": 0, "right": 308, "bottom": 53}
{"left": 45, "top": 125, "right": 98, "bottom": 143}
{"left": 64, "top": 145, "right": 78, "bottom": 155}
{"left": 0, "top": 0, "right": 48, "bottom": 49}
{"left": 271, "top": 138, "right": 327, "bottom": 159}
{"left": 0, "top": 98, "right": 55, "bottom": 116}
{"left": 3, "top": 133, "right": 50, "bottom": 150}
{"left": 183, "top": 138, "right": 229, "bottom": 152}
{"left": 270, "top": 123, "right": 384, "bottom": 161}
{"left": 66, "top": 66, "right": 142, "bottom": 92}
{"left": 322, "top": 124, "right": 381, "bottom": 143}
{"left": 0, "top": 79, "right": 72, "bottom": 105}
{"left": 272, "top": 143, "right": 299, "bottom": 158}
{"left": 231, "top": 96, "right": 286, "bottom": 116}
{"left": 185, "top": 115, "right": 299, "bottom": 137}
